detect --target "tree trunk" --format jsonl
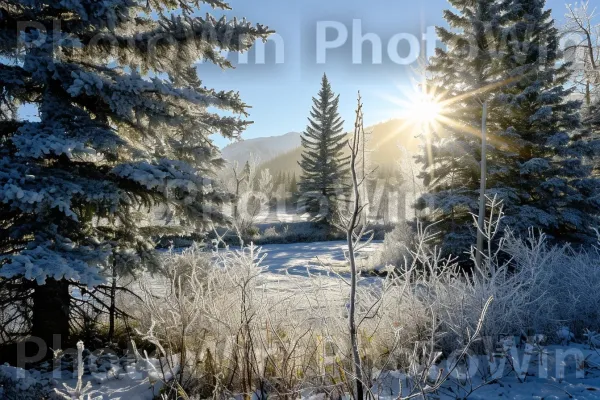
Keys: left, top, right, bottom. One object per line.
{"left": 586, "top": 81, "right": 591, "bottom": 109}
{"left": 348, "top": 95, "right": 364, "bottom": 400}
{"left": 32, "top": 278, "right": 70, "bottom": 360}
{"left": 476, "top": 101, "right": 488, "bottom": 270}
{"left": 108, "top": 261, "right": 117, "bottom": 342}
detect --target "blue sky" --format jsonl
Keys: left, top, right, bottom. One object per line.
{"left": 203, "top": 0, "right": 570, "bottom": 148}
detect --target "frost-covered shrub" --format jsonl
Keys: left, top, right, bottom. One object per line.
{"left": 368, "top": 221, "right": 414, "bottom": 269}
{"left": 360, "top": 273, "right": 433, "bottom": 371}
{"left": 125, "top": 240, "right": 443, "bottom": 398}
{"left": 507, "top": 233, "right": 600, "bottom": 337}
{"left": 399, "top": 199, "right": 600, "bottom": 353}
{"left": 158, "top": 243, "right": 212, "bottom": 289}
{"left": 252, "top": 222, "right": 337, "bottom": 245}
{"left": 121, "top": 211, "right": 600, "bottom": 398}
{"left": 549, "top": 246, "right": 600, "bottom": 333}
{"left": 261, "top": 226, "right": 279, "bottom": 240}
{"left": 423, "top": 224, "right": 600, "bottom": 350}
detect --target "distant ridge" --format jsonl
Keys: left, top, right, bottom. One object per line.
{"left": 221, "top": 131, "right": 301, "bottom": 165}
{"left": 260, "top": 119, "right": 422, "bottom": 174}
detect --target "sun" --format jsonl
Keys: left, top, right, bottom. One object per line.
{"left": 376, "top": 81, "right": 450, "bottom": 149}
{"left": 380, "top": 82, "right": 446, "bottom": 131}
{"left": 409, "top": 92, "right": 444, "bottom": 125}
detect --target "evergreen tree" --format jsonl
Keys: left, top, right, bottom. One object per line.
{"left": 489, "top": 0, "right": 600, "bottom": 243}
{"left": 298, "top": 74, "right": 349, "bottom": 225}
{"left": 275, "top": 171, "right": 283, "bottom": 191}
{"left": 0, "top": 0, "right": 269, "bottom": 356}
{"left": 416, "top": 0, "right": 505, "bottom": 255}
{"left": 243, "top": 160, "right": 252, "bottom": 183}
{"left": 419, "top": 0, "right": 600, "bottom": 255}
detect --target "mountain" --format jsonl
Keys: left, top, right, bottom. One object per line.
{"left": 260, "top": 119, "right": 422, "bottom": 174}
{"left": 260, "top": 146, "right": 303, "bottom": 175}
{"left": 221, "top": 131, "right": 302, "bottom": 165}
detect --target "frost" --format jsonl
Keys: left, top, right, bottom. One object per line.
{"left": 529, "top": 105, "right": 553, "bottom": 122}
{"left": 0, "top": 236, "right": 108, "bottom": 286}
{"left": 112, "top": 159, "right": 214, "bottom": 195}
{"left": 520, "top": 158, "right": 550, "bottom": 174}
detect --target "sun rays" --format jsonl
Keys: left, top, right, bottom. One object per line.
{"left": 377, "top": 77, "right": 519, "bottom": 168}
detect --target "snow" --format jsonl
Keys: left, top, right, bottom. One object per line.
{"left": 6, "top": 241, "right": 600, "bottom": 399}
{"left": 0, "top": 236, "right": 108, "bottom": 286}
{"left": 4, "top": 341, "right": 600, "bottom": 399}
{"left": 254, "top": 209, "right": 310, "bottom": 224}
{"left": 256, "top": 240, "right": 382, "bottom": 277}
{"left": 1, "top": 355, "right": 170, "bottom": 400}
{"left": 367, "top": 343, "right": 600, "bottom": 399}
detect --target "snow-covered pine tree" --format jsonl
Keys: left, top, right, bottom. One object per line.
{"left": 0, "top": 0, "right": 270, "bottom": 357}
{"left": 298, "top": 74, "right": 349, "bottom": 225}
{"left": 416, "top": 0, "right": 505, "bottom": 256}
{"left": 488, "top": 0, "right": 600, "bottom": 244}
{"left": 419, "top": 0, "right": 600, "bottom": 256}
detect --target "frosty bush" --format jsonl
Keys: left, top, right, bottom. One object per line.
{"left": 505, "top": 231, "right": 600, "bottom": 336}
{"left": 124, "top": 242, "right": 438, "bottom": 398}
{"left": 120, "top": 207, "right": 600, "bottom": 398}
{"left": 422, "top": 198, "right": 600, "bottom": 351}
{"left": 369, "top": 220, "right": 415, "bottom": 269}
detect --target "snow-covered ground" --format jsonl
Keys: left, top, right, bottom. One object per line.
{"left": 5, "top": 342, "right": 600, "bottom": 399}
{"left": 145, "top": 240, "right": 383, "bottom": 309}
{"left": 254, "top": 209, "right": 309, "bottom": 224}
{"left": 372, "top": 342, "right": 600, "bottom": 399}
{"left": 7, "top": 242, "right": 600, "bottom": 399}
{"left": 257, "top": 240, "right": 382, "bottom": 277}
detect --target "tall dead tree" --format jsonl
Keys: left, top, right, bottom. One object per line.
{"left": 564, "top": 1, "right": 600, "bottom": 108}
{"left": 340, "top": 93, "right": 374, "bottom": 399}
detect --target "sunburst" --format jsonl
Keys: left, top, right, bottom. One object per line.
{"left": 379, "top": 77, "right": 518, "bottom": 166}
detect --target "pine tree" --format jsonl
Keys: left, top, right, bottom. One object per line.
{"left": 488, "top": 0, "right": 600, "bottom": 243}
{"left": 298, "top": 74, "right": 349, "bottom": 225}
{"left": 0, "top": 0, "right": 270, "bottom": 356}
{"left": 416, "top": 0, "right": 505, "bottom": 255}
{"left": 419, "top": 0, "right": 600, "bottom": 255}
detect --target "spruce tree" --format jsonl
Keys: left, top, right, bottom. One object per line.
{"left": 588, "top": 101, "right": 600, "bottom": 128}
{"left": 298, "top": 74, "right": 349, "bottom": 225}
{"left": 416, "top": 0, "right": 505, "bottom": 255}
{"left": 489, "top": 0, "right": 600, "bottom": 243}
{"left": 419, "top": 0, "right": 600, "bottom": 255}
{"left": 0, "top": 0, "right": 269, "bottom": 356}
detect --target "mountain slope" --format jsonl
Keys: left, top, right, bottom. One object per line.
{"left": 260, "top": 119, "right": 421, "bottom": 174}
{"left": 222, "top": 131, "right": 301, "bottom": 165}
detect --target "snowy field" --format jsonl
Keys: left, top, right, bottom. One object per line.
{"left": 143, "top": 240, "right": 384, "bottom": 310}
{"left": 5, "top": 240, "right": 600, "bottom": 399}
{"left": 256, "top": 240, "right": 383, "bottom": 276}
